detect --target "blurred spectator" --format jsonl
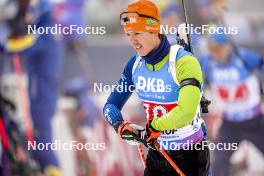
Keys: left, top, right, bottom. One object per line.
{"left": 199, "top": 30, "right": 264, "bottom": 175}
{"left": 61, "top": 77, "right": 144, "bottom": 176}
{"left": 63, "top": 77, "right": 100, "bottom": 176}
{"left": 0, "top": 0, "right": 63, "bottom": 175}
{"left": 52, "top": 0, "right": 95, "bottom": 83}
{"left": 159, "top": 1, "right": 183, "bottom": 44}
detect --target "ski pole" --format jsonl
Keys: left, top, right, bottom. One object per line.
{"left": 137, "top": 144, "right": 146, "bottom": 168}
{"left": 12, "top": 54, "right": 34, "bottom": 143}
{"left": 0, "top": 115, "right": 9, "bottom": 150}
{"left": 181, "top": 0, "right": 193, "bottom": 54}
{"left": 153, "top": 140, "right": 186, "bottom": 176}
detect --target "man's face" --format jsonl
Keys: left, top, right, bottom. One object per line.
{"left": 209, "top": 41, "right": 232, "bottom": 64}
{"left": 125, "top": 31, "right": 160, "bottom": 56}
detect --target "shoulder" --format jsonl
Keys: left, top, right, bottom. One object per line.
{"left": 124, "top": 54, "right": 138, "bottom": 71}
{"left": 126, "top": 54, "right": 138, "bottom": 66}
{"left": 236, "top": 47, "right": 261, "bottom": 60}
{"left": 175, "top": 49, "right": 203, "bottom": 83}
{"left": 122, "top": 54, "right": 139, "bottom": 77}
{"left": 176, "top": 49, "right": 193, "bottom": 61}
{"left": 175, "top": 49, "right": 201, "bottom": 66}
{"left": 235, "top": 47, "right": 262, "bottom": 69}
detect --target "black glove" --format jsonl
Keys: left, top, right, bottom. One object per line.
{"left": 114, "top": 121, "right": 146, "bottom": 145}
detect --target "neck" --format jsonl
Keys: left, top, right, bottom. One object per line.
{"left": 141, "top": 35, "right": 170, "bottom": 66}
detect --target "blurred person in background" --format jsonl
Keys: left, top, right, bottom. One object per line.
{"left": 103, "top": 0, "right": 210, "bottom": 175}
{"left": 159, "top": 1, "right": 183, "bottom": 45}
{"left": 62, "top": 77, "right": 100, "bottom": 176}
{"left": 199, "top": 30, "right": 264, "bottom": 176}
{"left": 194, "top": 0, "right": 226, "bottom": 25}
{"left": 52, "top": 0, "right": 95, "bottom": 83}
{"left": 0, "top": 0, "right": 63, "bottom": 175}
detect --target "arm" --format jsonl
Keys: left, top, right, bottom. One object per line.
{"left": 151, "top": 55, "right": 203, "bottom": 130}
{"left": 103, "top": 56, "right": 136, "bottom": 130}
{"left": 103, "top": 56, "right": 147, "bottom": 145}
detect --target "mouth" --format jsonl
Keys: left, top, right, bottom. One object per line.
{"left": 134, "top": 44, "right": 142, "bottom": 50}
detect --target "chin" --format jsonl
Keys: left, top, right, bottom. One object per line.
{"left": 138, "top": 50, "right": 149, "bottom": 57}
{"left": 137, "top": 51, "right": 145, "bottom": 56}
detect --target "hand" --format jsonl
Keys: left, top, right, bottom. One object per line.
{"left": 115, "top": 121, "right": 145, "bottom": 145}
{"left": 145, "top": 120, "right": 160, "bottom": 141}
{"left": 178, "top": 23, "right": 188, "bottom": 44}
{"left": 145, "top": 120, "right": 161, "bottom": 149}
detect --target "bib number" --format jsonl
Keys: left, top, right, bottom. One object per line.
{"left": 143, "top": 103, "right": 167, "bottom": 120}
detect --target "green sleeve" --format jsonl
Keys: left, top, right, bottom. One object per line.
{"left": 151, "top": 55, "right": 203, "bottom": 130}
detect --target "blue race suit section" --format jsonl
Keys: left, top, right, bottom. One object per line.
{"left": 103, "top": 55, "right": 136, "bottom": 127}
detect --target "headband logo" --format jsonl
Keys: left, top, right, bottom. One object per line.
{"left": 145, "top": 26, "right": 159, "bottom": 31}
{"left": 146, "top": 18, "right": 158, "bottom": 25}
{"left": 123, "top": 17, "right": 137, "bottom": 24}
